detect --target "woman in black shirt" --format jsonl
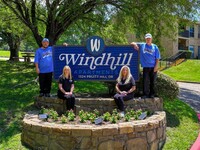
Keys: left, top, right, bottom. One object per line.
{"left": 57, "top": 65, "right": 75, "bottom": 111}
{"left": 114, "top": 65, "right": 136, "bottom": 117}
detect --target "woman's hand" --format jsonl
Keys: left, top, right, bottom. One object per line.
{"left": 120, "top": 91, "right": 128, "bottom": 95}
{"left": 65, "top": 92, "right": 72, "bottom": 95}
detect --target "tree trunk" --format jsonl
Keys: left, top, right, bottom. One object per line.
{"left": 7, "top": 34, "right": 21, "bottom": 61}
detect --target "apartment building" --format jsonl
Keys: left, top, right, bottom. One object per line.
{"left": 161, "top": 22, "right": 200, "bottom": 59}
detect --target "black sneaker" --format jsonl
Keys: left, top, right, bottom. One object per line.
{"left": 45, "top": 93, "right": 50, "bottom": 97}
{"left": 142, "top": 95, "right": 147, "bottom": 99}
{"left": 39, "top": 93, "right": 44, "bottom": 97}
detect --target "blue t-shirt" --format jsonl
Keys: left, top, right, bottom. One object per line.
{"left": 34, "top": 46, "right": 53, "bottom": 73}
{"left": 138, "top": 43, "right": 161, "bottom": 67}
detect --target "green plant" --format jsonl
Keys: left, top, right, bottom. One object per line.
{"left": 89, "top": 113, "right": 96, "bottom": 123}
{"left": 48, "top": 109, "right": 59, "bottom": 121}
{"left": 103, "top": 112, "right": 111, "bottom": 122}
{"left": 132, "top": 109, "right": 142, "bottom": 120}
{"left": 109, "top": 116, "right": 117, "bottom": 123}
{"left": 67, "top": 110, "right": 75, "bottom": 121}
{"left": 136, "top": 109, "right": 142, "bottom": 116}
{"left": 78, "top": 109, "right": 85, "bottom": 116}
{"left": 79, "top": 114, "right": 87, "bottom": 123}
{"left": 112, "top": 109, "right": 118, "bottom": 115}
{"left": 93, "top": 109, "right": 100, "bottom": 117}
{"left": 129, "top": 109, "right": 135, "bottom": 118}
{"left": 39, "top": 107, "right": 50, "bottom": 114}
{"left": 85, "top": 112, "right": 91, "bottom": 120}
{"left": 125, "top": 112, "right": 131, "bottom": 122}
{"left": 61, "top": 114, "right": 67, "bottom": 123}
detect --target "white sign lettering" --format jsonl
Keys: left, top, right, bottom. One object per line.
{"left": 59, "top": 53, "right": 133, "bottom": 70}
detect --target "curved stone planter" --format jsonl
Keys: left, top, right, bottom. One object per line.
{"left": 21, "top": 111, "right": 166, "bottom": 150}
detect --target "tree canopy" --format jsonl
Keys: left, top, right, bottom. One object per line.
{"left": 1, "top": 0, "right": 199, "bottom": 47}
{"left": 2, "top": 0, "right": 125, "bottom": 46}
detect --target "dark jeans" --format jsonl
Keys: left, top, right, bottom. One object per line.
{"left": 143, "top": 67, "right": 157, "bottom": 97}
{"left": 114, "top": 93, "right": 134, "bottom": 111}
{"left": 58, "top": 93, "right": 75, "bottom": 110}
{"left": 39, "top": 72, "right": 52, "bottom": 94}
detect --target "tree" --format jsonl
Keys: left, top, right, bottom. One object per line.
{"left": 1, "top": 0, "right": 125, "bottom": 46}
{"left": 0, "top": 4, "right": 32, "bottom": 61}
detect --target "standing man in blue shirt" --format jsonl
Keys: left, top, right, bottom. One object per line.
{"left": 131, "top": 33, "right": 161, "bottom": 98}
{"left": 34, "top": 38, "right": 53, "bottom": 97}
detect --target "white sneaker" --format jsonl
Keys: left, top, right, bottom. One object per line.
{"left": 120, "top": 111, "right": 125, "bottom": 118}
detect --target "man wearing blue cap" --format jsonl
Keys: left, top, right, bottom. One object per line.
{"left": 34, "top": 38, "right": 53, "bottom": 97}
{"left": 131, "top": 33, "right": 161, "bottom": 98}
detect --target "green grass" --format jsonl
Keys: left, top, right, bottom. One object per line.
{"left": 163, "top": 98, "right": 199, "bottom": 150}
{"left": 0, "top": 60, "right": 199, "bottom": 149}
{"left": 162, "top": 60, "right": 200, "bottom": 82}
{"left": 0, "top": 50, "right": 10, "bottom": 57}
{"left": 0, "top": 50, "right": 23, "bottom": 57}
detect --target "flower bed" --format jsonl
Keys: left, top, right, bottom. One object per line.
{"left": 38, "top": 108, "right": 149, "bottom": 124}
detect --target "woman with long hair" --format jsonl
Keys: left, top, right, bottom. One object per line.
{"left": 57, "top": 65, "right": 75, "bottom": 111}
{"left": 114, "top": 65, "right": 136, "bottom": 117}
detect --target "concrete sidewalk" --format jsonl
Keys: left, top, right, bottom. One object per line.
{"left": 177, "top": 82, "right": 200, "bottom": 113}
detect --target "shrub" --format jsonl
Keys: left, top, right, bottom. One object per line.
{"left": 155, "top": 72, "right": 179, "bottom": 100}
{"left": 178, "top": 50, "right": 192, "bottom": 59}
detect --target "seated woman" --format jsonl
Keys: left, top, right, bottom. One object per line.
{"left": 114, "top": 65, "right": 136, "bottom": 117}
{"left": 57, "top": 65, "right": 75, "bottom": 111}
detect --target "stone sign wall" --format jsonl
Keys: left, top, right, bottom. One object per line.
{"left": 35, "top": 96, "right": 163, "bottom": 115}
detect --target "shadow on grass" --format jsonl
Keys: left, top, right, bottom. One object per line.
{"left": 165, "top": 110, "right": 180, "bottom": 127}
{"left": 0, "top": 61, "right": 38, "bottom": 144}
{"left": 164, "top": 98, "right": 198, "bottom": 128}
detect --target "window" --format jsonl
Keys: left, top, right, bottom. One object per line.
{"left": 190, "top": 26, "right": 194, "bottom": 37}
{"left": 189, "top": 45, "right": 194, "bottom": 58}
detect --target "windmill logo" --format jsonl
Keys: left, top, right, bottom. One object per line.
{"left": 86, "top": 36, "right": 105, "bottom": 56}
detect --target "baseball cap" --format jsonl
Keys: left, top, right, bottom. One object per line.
{"left": 42, "top": 38, "right": 49, "bottom": 42}
{"left": 145, "top": 33, "right": 152, "bottom": 39}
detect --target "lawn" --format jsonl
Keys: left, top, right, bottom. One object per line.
{"left": 0, "top": 60, "right": 199, "bottom": 150}
{"left": 0, "top": 50, "right": 12, "bottom": 57}
{"left": 0, "top": 50, "right": 24, "bottom": 58}
{"left": 162, "top": 59, "right": 200, "bottom": 82}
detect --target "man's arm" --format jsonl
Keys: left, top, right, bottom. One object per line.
{"left": 130, "top": 42, "right": 139, "bottom": 51}
{"left": 35, "top": 63, "right": 40, "bottom": 74}
{"left": 154, "top": 59, "right": 159, "bottom": 72}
